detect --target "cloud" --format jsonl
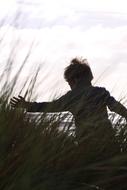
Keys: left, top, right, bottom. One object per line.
{"left": 1, "top": 0, "right": 125, "bottom": 29}
{"left": 0, "top": 0, "right": 127, "bottom": 99}
{"left": 0, "top": 0, "right": 16, "bottom": 18}
{"left": 17, "top": 0, "right": 127, "bottom": 14}
{"left": 0, "top": 23, "right": 127, "bottom": 99}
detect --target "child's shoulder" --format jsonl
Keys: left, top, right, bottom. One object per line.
{"left": 92, "top": 85, "right": 108, "bottom": 91}
{"left": 91, "top": 86, "right": 110, "bottom": 96}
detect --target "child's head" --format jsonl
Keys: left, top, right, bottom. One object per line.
{"left": 64, "top": 57, "right": 93, "bottom": 88}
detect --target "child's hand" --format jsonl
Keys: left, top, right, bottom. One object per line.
{"left": 10, "top": 96, "right": 26, "bottom": 109}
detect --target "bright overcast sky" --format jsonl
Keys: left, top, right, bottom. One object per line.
{"left": 0, "top": 0, "right": 127, "bottom": 101}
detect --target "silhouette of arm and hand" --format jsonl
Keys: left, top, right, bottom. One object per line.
{"left": 94, "top": 88, "right": 127, "bottom": 121}
{"left": 107, "top": 97, "right": 127, "bottom": 120}
{"left": 10, "top": 57, "right": 127, "bottom": 122}
{"left": 10, "top": 93, "right": 70, "bottom": 113}
{"left": 10, "top": 89, "right": 127, "bottom": 122}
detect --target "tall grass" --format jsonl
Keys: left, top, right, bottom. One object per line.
{"left": 0, "top": 56, "right": 127, "bottom": 190}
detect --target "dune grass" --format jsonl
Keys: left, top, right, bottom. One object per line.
{"left": 0, "top": 98, "right": 127, "bottom": 190}
{"left": 0, "top": 60, "right": 127, "bottom": 190}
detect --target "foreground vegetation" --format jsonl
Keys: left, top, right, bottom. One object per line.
{"left": 0, "top": 96, "right": 127, "bottom": 190}
{"left": 0, "top": 50, "right": 126, "bottom": 190}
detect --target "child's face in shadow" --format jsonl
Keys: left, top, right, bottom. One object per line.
{"left": 68, "top": 78, "right": 78, "bottom": 90}
{"left": 68, "top": 78, "right": 91, "bottom": 90}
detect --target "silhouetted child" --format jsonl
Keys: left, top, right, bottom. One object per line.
{"left": 11, "top": 58, "right": 127, "bottom": 157}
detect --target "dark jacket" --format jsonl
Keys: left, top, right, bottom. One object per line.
{"left": 27, "top": 83, "right": 127, "bottom": 139}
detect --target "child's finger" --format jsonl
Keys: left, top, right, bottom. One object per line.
{"left": 10, "top": 99, "right": 16, "bottom": 103}
{"left": 11, "top": 97, "right": 20, "bottom": 101}
{"left": 18, "top": 95, "right": 24, "bottom": 99}
{"left": 10, "top": 102, "right": 17, "bottom": 107}
{"left": 10, "top": 100, "right": 18, "bottom": 107}
{"left": 18, "top": 95, "right": 25, "bottom": 101}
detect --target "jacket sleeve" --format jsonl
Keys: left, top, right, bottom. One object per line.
{"left": 27, "top": 91, "right": 71, "bottom": 113}
{"left": 103, "top": 88, "right": 127, "bottom": 119}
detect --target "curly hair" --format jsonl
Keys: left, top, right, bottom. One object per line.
{"left": 64, "top": 58, "right": 93, "bottom": 83}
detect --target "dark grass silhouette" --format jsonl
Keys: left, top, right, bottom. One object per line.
{"left": 1, "top": 97, "right": 127, "bottom": 190}
{"left": 0, "top": 58, "right": 127, "bottom": 190}
{"left": 10, "top": 57, "right": 127, "bottom": 162}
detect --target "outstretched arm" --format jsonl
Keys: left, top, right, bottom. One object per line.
{"left": 10, "top": 92, "right": 71, "bottom": 113}
{"left": 100, "top": 88, "right": 127, "bottom": 120}
{"left": 107, "top": 96, "right": 127, "bottom": 120}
